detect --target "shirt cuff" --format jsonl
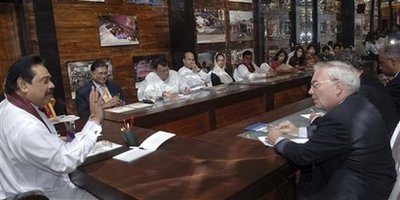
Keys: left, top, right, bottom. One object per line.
{"left": 298, "top": 127, "right": 308, "bottom": 138}
{"left": 274, "top": 136, "right": 286, "bottom": 146}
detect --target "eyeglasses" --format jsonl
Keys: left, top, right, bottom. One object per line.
{"left": 310, "top": 79, "right": 336, "bottom": 89}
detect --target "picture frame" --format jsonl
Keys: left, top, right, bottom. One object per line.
{"left": 66, "top": 59, "right": 113, "bottom": 99}
{"left": 127, "top": 0, "right": 162, "bottom": 5}
{"left": 229, "top": 10, "right": 254, "bottom": 42}
{"left": 197, "top": 51, "right": 217, "bottom": 72}
{"left": 195, "top": 9, "right": 226, "bottom": 44}
{"left": 132, "top": 54, "right": 165, "bottom": 88}
{"left": 98, "top": 15, "right": 139, "bottom": 47}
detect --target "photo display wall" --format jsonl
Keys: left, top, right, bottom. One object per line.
{"left": 194, "top": 0, "right": 255, "bottom": 71}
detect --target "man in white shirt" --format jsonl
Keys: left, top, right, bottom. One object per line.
{"left": 178, "top": 51, "right": 210, "bottom": 89}
{"left": 139, "top": 57, "right": 190, "bottom": 101}
{"left": 233, "top": 50, "right": 272, "bottom": 82}
{"left": 0, "top": 55, "right": 103, "bottom": 199}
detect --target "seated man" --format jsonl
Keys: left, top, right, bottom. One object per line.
{"left": 268, "top": 61, "right": 396, "bottom": 199}
{"left": 0, "top": 55, "right": 103, "bottom": 199}
{"left": 139, "top": 58, "right": 190, "bottom": 101}
{"left": 178, "top": 51, "right": 210, "bottom": 89}
{"left": 75, "top": 59, "right": 124, "bottom": 115}
{"left": 233, "top": 50, "right": 273, "bottom": 82}
{"left": 379, "top": 43, "right": 400, "bottom": 119}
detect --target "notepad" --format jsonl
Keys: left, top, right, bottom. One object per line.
{"left": 113, "top": 131, "right": 175, "bottom": 162}
{"left": 244, "top": 122, "right": 268, "bottom": 133}
{"left": 258, "top": 136, "right": 308, "bottom": 147}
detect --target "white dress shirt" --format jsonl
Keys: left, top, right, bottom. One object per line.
{"left": 233, "top": 63, "right": 267, "bottom": 82}
{"left": 0, "top": 99, "right": 101, "bottom": 199}
{"left": 178, "top": 66, "right": 210, "bottom": 88}
{"left": 140, "top": 70, "right": 188, "bottom": 100}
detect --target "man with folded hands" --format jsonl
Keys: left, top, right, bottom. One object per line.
{"left": 138, "top": 57, "right": 190, "bottom": 101}
{"left": 267, "top": 61, "right": 396, "bottom": 199}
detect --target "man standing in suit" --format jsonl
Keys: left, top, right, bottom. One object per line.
{"left": 267, "top": 61, "right": 396, "bottom": 199}
{"left": 75, "top": 60, "right": 124, "bottom": 115}
{"left": 379, "top": 43, "right": 400, "bottom": 119}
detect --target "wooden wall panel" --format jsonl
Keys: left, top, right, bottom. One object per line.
{"left": 50, "top": 1, "right": 170, "bottom": 113}
{"left": 215, "top": 96, "right": 265, "bottom": 129}
{"left": 0, "top": 3, "right": 21, "bottom": 92}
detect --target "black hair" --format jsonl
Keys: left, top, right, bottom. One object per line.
{"left": 273, "top": 49, "right": 288, "bottom": 63}
{"left": 153, "top": 57, "right": 168, "bottom": 69}
{"left": 90, "top": 59, "right": 108, "bottom": 71}
{"left": 322, "top": 46, "right": 330, "bottom": 52}
{"left": 242, "top": 50, "right": 253, "bottom": 57}
{"left": 5, "top": 55, "right": 44, "bottom": 94}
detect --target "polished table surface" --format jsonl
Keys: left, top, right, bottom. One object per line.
{"left": 103, "top": 72, "right": 312, "bottom": 137}
{"left": 71, "top": 98, "right": 315, "bottom": 200}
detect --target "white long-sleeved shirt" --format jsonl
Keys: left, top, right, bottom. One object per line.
{"left": 233, "top": 63, "right": 267, "bottom": 82}
{"left": 140, "top": 70, "right": 189, "bottom": 100}
{"left": 0, "top": 99, "right": 101, "bottom": 199}
{"left": 178, "top": 66, "right": 210, "bottom": 88}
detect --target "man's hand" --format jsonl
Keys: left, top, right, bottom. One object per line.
{"left": 102, "top": 96, "right": 124, "bottom": 108}
{"left": 89, "top": 86, "right": 103, "bottom": 124}
{"left": 276, "top": 120, "right": 298, "bottom": 136}
{"left": 162, "top": 91, "right": 179, "bottom": 100}
{"left": 191, "top": 64, "right": 201, "bottom": 73}
{"left": 183, "top": 87, "right": 191, "bottom": 95}
{"left": 267, "top": 125, "right": 283, "bottom": 144}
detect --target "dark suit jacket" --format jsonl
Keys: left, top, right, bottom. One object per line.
{"left": 385, "top": 74, "right": 400, "bottom": 120}
{"left": 359, "top": 73, "right": 398, "bottom": 137}
{"left": 75, "top": 80, "right": 124, "bottom": 115}
{"left": 210, "top": 73, "right": 234, "bottom": 86}
{"left": 275, "top": 94, "right": 396, "bottom": 199}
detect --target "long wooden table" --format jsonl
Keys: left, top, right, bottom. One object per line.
{"left": 71, "top": 98, "right": 315, "bottom": 200}
{"left": 104, "top": 72, "right": 312, "bottom": 137}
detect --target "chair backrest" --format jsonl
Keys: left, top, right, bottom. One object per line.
{"left": 389, "top": 121, "right": 400, "bottom": 199}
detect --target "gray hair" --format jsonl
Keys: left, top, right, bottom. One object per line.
{"left": 313, "top": 61, "right": 360, "bottom": 94}
{"left": 381, "top": 42, "right": 400, "bottom": 61}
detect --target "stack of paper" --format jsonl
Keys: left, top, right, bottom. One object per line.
{"left": 113, "top": 131, "right": 175, "bottom": 162}
{"left": 105, "top": 103, "right": 153, "bottom": 113}
{"left": 88, "top": 140, "right": 123, "bottom": 157}
{"left": 244, "top": 122, "right": 268, "bottom": 133}
{"left": 258, "top": 136, "right": 308, "bottom": 147}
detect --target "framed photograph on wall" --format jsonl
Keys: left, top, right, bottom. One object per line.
{"left": 266, "top": 19, "right": 279, "bottom": 37}
{"left": 228, "top": 0, "right": 252, "bottom": 3}
{"left": 127, "top": 0, "right": 161, "bottom": 5}
{"left": 132, "top": 54, "right": 165, "bottom": 88}
{"left": 229, "top": 10, "right": 254, "bottom": 42}
{"left": 195, "top": 9, "right": 226, "bottom": 44}
{"left": 197, "top": 51, "right": 217, "bottom": 72}
{"left": 79, "top": 0, "right": 104, "bottom": 2}
{"left": 230, "top": 48, "right": 254, "bottom": 68}
{"left": 98, "top": 15, "right": 139, "bottom": 47}
{"left": 66, "top": 59, "right": 113, "bottom": 99}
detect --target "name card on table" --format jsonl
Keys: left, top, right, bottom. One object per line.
{"left": 113, "top": 131, "right": 175, "bottom": 162}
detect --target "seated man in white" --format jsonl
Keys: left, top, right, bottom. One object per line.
{"left": 139, "top": 57, "right": 190, "bottom": 101}
{"left": 178, "top": 51, "right": 210, "bottom": 89}
{"left": 234, "top": 50, "right": 275, "bottom": 82}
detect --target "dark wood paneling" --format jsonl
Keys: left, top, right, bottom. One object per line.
{"left": 0, "top": 3, "right": 21, "bottom": 91}
{"left": 48, "top": 1, "right": 170, "bottom": 113}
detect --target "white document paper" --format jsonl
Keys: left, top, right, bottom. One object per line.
{"left": 105, "top": 103, "right": 153, "bottom": 113}
{"left": 52, "top": 115, "right": 80, "bottom": 125}
{"left": 88, "top": 140, "right": 123, "bottom": 157}
{"left": 113, "top": 131, "right": 175, "bottom": 162}
{"left": 258, "top": 136, "right": 309, "bottom": 147}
